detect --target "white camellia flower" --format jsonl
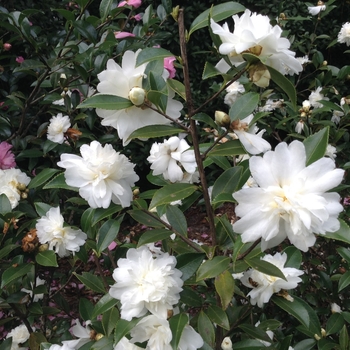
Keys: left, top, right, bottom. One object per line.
{"left": 255, "top": 321, "right": 274, "bottom": 346}
{"left": 47, "top": 113, "right": 71, "bottom": 144}
{"left": 224, "top": 81, "right": 245, "bottom": 106}
{"left": 230, "top": 114, "right": 271, "bottom": 155}
{"left": 147, "top": 136, "right": 197, "bottom": 183}
{"left": 232, "top": 141, "right": 344, "bottom": 251}
{"left": 308, "top": 3, "right": 326, "bottom": 16}
{"left": 130, "top": 315, "right": 172, "bottom": 350}
{"left": 61, "top": 319, "right": 92, "bottom": 349}
{"left": 240, "top": 253, "right": 304, "bottom": 307}
{"left": 309, "top": 87, "right": 329, "bottom": 109}
{"left": 114, "top": 337, "right": 143, "bottom": 350}
{"left": 21, "top": 277, "right": 45, "bottom": 302}
{"left": 258, "top": 98, "right": 284, "bottom": 112}
{"left": 6, "top": 324, "right": 30, "bottom": 349}
{"left": 295, "top": 120, "right": 304, "bottom": 134}
{"left": 96, "top": 50, "right": 183, "bottom": 146}
{"left": 36, "top": 207, "right": 87, "bottom": 257}
{"left": 58, "top": 141, "right": 139, "bottom": 208}
{"left": 331, "top": 302, "right": 342, "bottom": 313}
{"left": 52, "top": 90, "right": 72, "bottom": 106}
{"left": 0, "top": 168, "right": 31, "bottom": 209}
{"left": 338, "top": 22, "right": 350, "bottom": 46}
{"left": 178, "top": 325, "right": 204, "bottom": 350}
{"left": 325, "top": 144, "right": 337, "bottom": 161}
{"left": 331, "top": 109, "right": 344, "bottom": 124}
{"left": 109, "top": 245, "right": 183, "bottom": 320}
{"left": 210, "top": 9, "right": 302, "bottom": 76}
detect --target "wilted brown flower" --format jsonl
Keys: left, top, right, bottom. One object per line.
{"left": 22, "top": 229, "right": 39, "bottom": 252}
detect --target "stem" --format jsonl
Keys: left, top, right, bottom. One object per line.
{"left": 178, "top": 9, "right": 217, "bottom": 247}
{"left": 93, "top": 253, "right": 110, "bottom": 291}
{"left": 237, "top": 238, "right": 261, "bottom": 260}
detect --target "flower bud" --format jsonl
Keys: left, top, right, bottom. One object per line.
{"left": 3, "top": 43, "right": 12, "bottom": 51}
{"left": 249, "top": 62, "right": 271, "bottom": 88}
{"left": 215, "top": 111, "right": 230, "bottom": 127}
{"left": 39, "top": 244, "right": 49, "bottom": 252}
{"left": 129, "top": 87, "right": 146, "bottom": 106}
{"left": 302, "top": 100, "right": 311, "bottom": 112}
{"left": 221, "top": 337, "right": 233, "bottom": 350}
{"left": 171, "top": 5, "right": 180, "bottom": 22}
{"left": 95, "top": 333, "right": 104, "bottom": 341}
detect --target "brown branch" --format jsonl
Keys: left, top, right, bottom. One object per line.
{"left": 237, "top": 238, "right": 261, "bottom": 260}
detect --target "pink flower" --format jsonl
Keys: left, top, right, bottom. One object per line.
{"left": 133, "top": 13, "right": 142, "bottom": 21}
{"left": 114, "top": 31, "right": 135, "bottom": 39}
{"left": 0, "top": 142, "right": 16, "bottom": 169}
{"left": 3, "top": 43, "right": 12, "bottom": 51}
{"left": 16, "top": 56, "right": 24, "bottom": 64}
{"left": 118, "top": 0, "right": 141, "bottom": 8}
{"left": 164, "top": 57, "right": 176, "bottom": 79}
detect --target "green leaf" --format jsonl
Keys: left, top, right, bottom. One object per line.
{"left": 338, "top": 247, "right": 350, "bottom": 264}
{"left": 176, "top": 253, "right": 206, "bottom": 281}
{"left": 283, "top": 246, "right": 303, "bottom": 268}
{"left": 207, "top": 305, "right": 229, "bottom": 330}
{"left": 35, "top": 250, "right": 58, "bottom": 267}
{"left": 43, "top": 173, "right": 79, "bottom": 191}
{"left": 196, "top": 256, "right": 230, "bottom": 281}
{"left": 189, "top": 2, "right": 245, "bottom": 37}
{"left": 272, "top": 295, "right": 321, "bottom": 337}
{"left": 180, "top": 287, "right": 203, "bottom": 307}
{"left": 1, "top": 263, "right": 34, "bottom": 288}
{"left": 91, "top": 335, "right": 114, "bottom": 350}
{"left": 192, "top": 113, "right": 217, "bottom": 129}
{"left": 208, "top": 140, "right": 246, "bottom": 157}
{"left": 340, "top": 325, "right": 349, "bottom": 350}
{"left": 34, "top": 202, "right": 52, "bottom": 217}
{"left": 29, "top": 333, "right": 47, "bottom": 350}
{"left": 114, "top": 318, "right": 140, "bottom": 346}
{"left": 215, "top": 270, "right": 235, "bottom": 310}
{"left": 137, "top": 229, "right": 172, "bottom": 247}
{"left": 99, "top": 0, "right": 114, "bottom": 21}
{"left": 166, "top": 205, "right": 187, "bottom": 236}
{"left": 239, "top": 324, "right": 274, "bottom": 343}
{"left": 169, "top": 313, "right": 188, "bottom": 350}
{"left": 326, "top": 313, "right": 344, "bottom": 335}
{"left": 128, "top": 125, "right": 184, "bottom": 141}
{"left": 73, "top": 20, "right": 97, "bottom": 43}
{"left": 228, "top": 92, "right": 260, "bottom": 121}
{"left": 128, "top": 209, "right": 164, "bottom": 228}
{"left": 266, "top": 65, "right": 297, "bottom": 109}
{"left": 167, "top": 79, "right": 186, "bottom": 101}
{"left": 293, "top": 339, "right": 316, "bottom": 350}
{"left": 74, "top": 272, "right": 106, "bottom": 294}
{"left": 92, "top": 294, "right": 119, "bottom": 319}
{"left": 0, "top": 245, "right": 18, "bottom": 260}
{"left": 149, "top": 184, "right": 197, "bottom": 210}
{"left": 244, "top": 257, "right": 287, "bottom": 281}
{"left": 102, "top": 307, "right": 120, "bottom": 336}
{"left": 232, "top": 339, "right": 269, "bottom": 350}
{"left": 212, "top": 167, "right": 243, "bottom": 199}
{"left": 97, "top": 217, "right": 123, "bottom": 255}
{"left": 324, "top": 219, "right": 350, "bottom": 245}
{"left": 202, "top": 61, "right": 222, "bottom": 80}
{"left": 303, "top": 127, "right": 329, "bottom": 166}
{"left": 79, "top": 298, "right": 94, "bottom": 321}
{"left": 198, "top": 311, "right": 215, "bottom": 348}
{"left": 136, "top": 47, "right": 174, "bottom": 66}
{"left": 338, "top": 271, "right": 350, "bottom": 292}
{"left": 0, "top": 194, "right": 12, "bottom": 215}
{"left": 28, "top": 169, "right": 60, "bottom": 189}
{"left": 77, "top": 95, "right": 132, "bottom": 110}
{"left": 91, "top": 204, "right": 123, "bottom": 226}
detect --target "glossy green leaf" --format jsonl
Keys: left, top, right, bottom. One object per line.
{"left": 192, "top": 113, "right": 217, "bottom": 129}
{"left": 81, "top": 208, "right": 95, "bottom": 234}
{"left": 91, "top": 204, "right": 123, "bottom": 226}
{"left": 28, "top": 169, "right": 60, "bottom": 189}
{"left": 196, "top": 256, "right": 230, "bottom": 281}
{"left": 215, "top": 270, "right": 235, "bottom": 310}
{"left": 1, "top": 263, "right": 34, "bottom": 288}
{"left": 326, "top": 313, "right": 344, "bottom": 335}
{"left": 317, "top": 339, "right": 338, "bottom": 350}
{"left": 99, "top": 0, "right": 114, "bottom": 21}
{"left": 212, "top": 166, "right": 243, "bottom": 199}
{"left": 189, "top": 2, "right": 245, "bottom": 37}
{"left": 266, "top": 65, "right": 297, "bottom": 109}
{"left": 29, "top": 333, "right": 47, "bottom": 350}
{"left": 34, "top": 202, "right": 52, "bottom": 217}
{"left": 169, "top": 313, "right": 188, "bottom": 350}
{"left": 232, "top": 339, "right": 269, "bottom": 350}
{"left": 244, "top": 257, "right": 287, "bottom": 281}
{"left": 114, "top": 318, "right": 140, "bottom": 346}
{"left": 207, "top": 305, "right": 230, "bottom": 330}
{"left": 229, "top": 92, "right": 260, "bottom": 121}
{"left": 340, "top": 325, "right": 349, "bottom": 350}
{"left": 180, "top": 286, "right": 203, "bottom": 307}
{"left": 137, "top": 229, "right": 172, "bottom": 247}
{"left": 293, "top": 339, "right": 316, "bottom": 350}
{"left": 258, "top": 319, "right": 282, "bottom": 331}
{"left": 167, "top": 79, "right": 186, "bottom": 101}
{"left": 202, "top": 61, "right": 222, "bottom": 80}
{"left": 149, "top": 183, "right": 197, "bottom": 210}
{"left": 77, "top": 95, "right": 132, "bottom": 110}
{"left": 166, "top": 205, "right": 187, "bottom": 236}
{"left": 43, "top": 173, "right": 79, "bottom": 191}
{"left": 92, "top": 294, "right": 119, "bottom": 319}
{"left": 198, "top": 311, "right": 215, "bottom": 348}
{"left": 91, "top": 335, "right": 114, "bottom": 350}
{"left": 97, "top": 217, "right": 123, "bottom": 255}
{"left": 73, "top": 20, "right": 97, "bottom": 43}
{"left": 303, "top": 127, "right": 329, "bottom": 166}
{"left": 0, "top": 194, "right": 12, "bottom": 215}
{"left": 176, "top": 253, "right": 206, "bottom": 281}
{"left": 79, "top": 298, "right": 94, "bottom": 321}
{"left": 337, "top": 247, "right": 350, "bottom": 264}
{"left": 35, "top": 250, "right": 58, "bottom": 267}
{"left": 338, "top": 271, "right": 350, "bottom": 292}
{"left": 128, "top": 125, "right": 184, "bottom": 141}
{"left": 128, "top": 209, "right": 164, "bottom": 228}
{"left": 73, "top": 272, "right": 106, "bottom": 294}
{"left": 0, "top": 245, "right": 18, "bottom": 260}
{"left": 208, "top": 140, "right": 246, "bottom": 157}
{"left": 284, "top": 246, "right": 303, "bottom": 268}
{"left": 136, "top": 47, "right": 174, "bottom": 66}
{"left": 239, "top": 324, "right": 274, "bottom": 343}
{"left": 324, "top": 219, "right": 350, "bottom": 245}
{"left": 102, "top": 307, "right": 120, "bottom": 336}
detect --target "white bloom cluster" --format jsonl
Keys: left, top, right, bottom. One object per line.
{"left": 96, "top": 50, "right": 183, "bottom": 146}
{"left": 308, "top": 86, "right": 329, "bottom": 109}
{"left": 6, "top": 324, "right": 30, "bottom": 350}
{"left": 58, "top": 140, "right": 139, "bottom": 208}
{"left": 239, "top": 253, "right": 303, "bottom": 307}
{"left": 0, "top": 168, "right": 31, "bottom": 208}
{"left": 232, "top": 140, "right": 344, "bottom": 252}
{"left": 224, "top": 81, "right": 245, "bottom": 106}
{"left": 47, "top": 113, "right": 71, "bottom": 144}
{"left": 147, "top": 136, "right": 197, "bottom": 182}
{"left": 338, "top": 22, "right": 350, "bottom": 46}
{"left": 36, "top": 207, "right": 87, "bottom": 257}
{"left": 60, "top": 319, "right": 92, "bottom": 349}
{"left": 211, "top": 9, "right": 302, "bottom": 76}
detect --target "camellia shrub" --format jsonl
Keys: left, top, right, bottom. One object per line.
{"left": 1, "top": 0, "right": 350, "bottom": 350}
